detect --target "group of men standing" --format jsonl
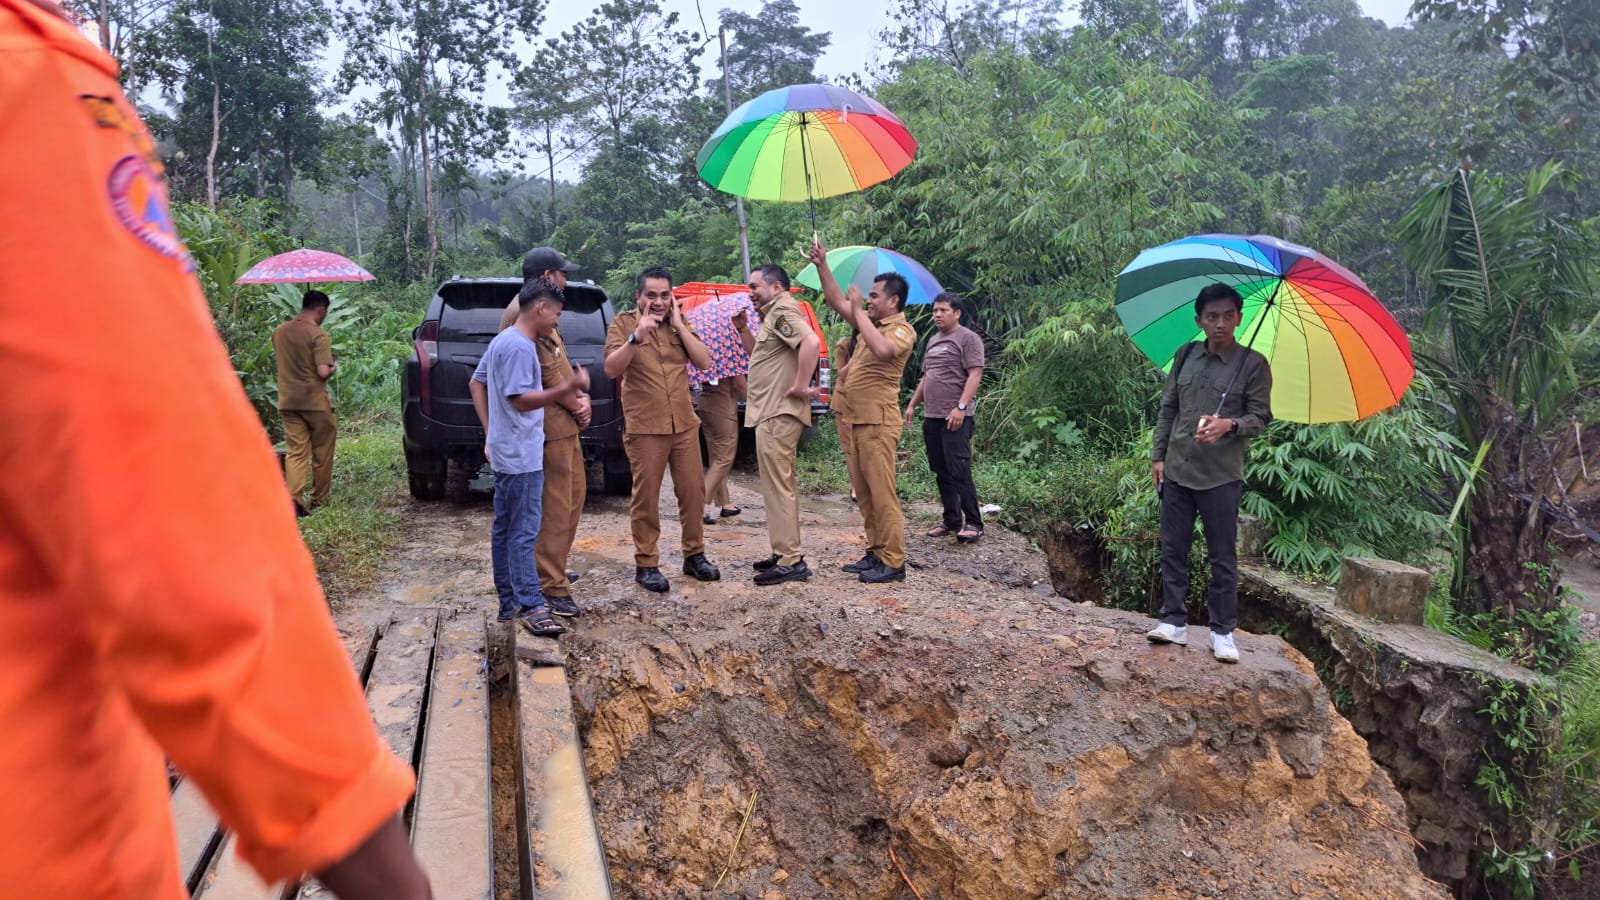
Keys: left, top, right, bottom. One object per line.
{"left": 464, "top": 235, "right": 999, "bottom": 636}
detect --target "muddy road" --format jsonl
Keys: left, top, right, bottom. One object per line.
{"left": 336, "top": 468, "right": 1055, "bottom": 634}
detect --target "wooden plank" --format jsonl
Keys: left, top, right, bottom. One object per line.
{"left": 170, "top": 779, "right": 222, "bottom": 893}
{"left": 517, "top": 642, "right": 613, "bottom": 899}
{"left": 191, "top": 625, "right": 383, "bottom": 900}
{"left": 412, "top": 616, "right": 494, "bottom": 900}
{"left": 364, "top": 611, "right": 439, "bottom": 778}
{"left": 194, "top": 843, "right": 285, "bottom": 900}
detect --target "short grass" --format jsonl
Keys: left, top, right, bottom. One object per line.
{"left": 296, "top": 413, "right": 407, "bottom": 604}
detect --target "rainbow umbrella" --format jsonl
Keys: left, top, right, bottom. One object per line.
{"left": 695, "top": 84, "right": 917, "bottom": 228}
{"left": 236, "top": 248, "right": 374, "bottom": 284}
{"left": 796, "top": 246, "right": 943, "bottom": 306}
{"left": 1116, "top": 234, "right": 1413, "bottom": 423}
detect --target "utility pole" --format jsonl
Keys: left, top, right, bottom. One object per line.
{"left": 720, "top": 25, "right": 751, "bottom": 281}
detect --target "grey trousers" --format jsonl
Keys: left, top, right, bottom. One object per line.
{"left": 1158, "top": 479, "right": 1241, "bottom": 635}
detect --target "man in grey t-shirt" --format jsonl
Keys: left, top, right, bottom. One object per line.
{"left": 470, "top": 279, "right": 588, "bottom": 637}
{"left": 905, "top": 291, "right": 986, "bottom": 541}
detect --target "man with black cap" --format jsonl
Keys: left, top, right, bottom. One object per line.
{"left": 497, "top": 247, "right": 591, "bottom": 619}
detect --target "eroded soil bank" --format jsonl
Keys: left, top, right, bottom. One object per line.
{"left": 342, "top": 470, "right": 1446, "bottom": 898}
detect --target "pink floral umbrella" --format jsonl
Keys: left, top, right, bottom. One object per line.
{"left": 236, "top": 248, "right": 374, "bottom": 284}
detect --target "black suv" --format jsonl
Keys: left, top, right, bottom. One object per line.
{"left": 402, "top": 278, "right": 631, "bottom": 500}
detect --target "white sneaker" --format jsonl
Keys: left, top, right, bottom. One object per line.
{"left": 1211, "top": 632, "right": 1239, "bottom": 663}
{"left": 1146, "top": 623, "right": 1188, "bottom": 646}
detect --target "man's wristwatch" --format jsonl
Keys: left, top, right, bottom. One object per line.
{"left": 956, "top": 401, "right": 970, "bottom": 411}
{"left": 1229, "top": 419, "right": 1239, "bottom": 434}
{"left": 626, "top": 331, "right": 640, "bottom": 345}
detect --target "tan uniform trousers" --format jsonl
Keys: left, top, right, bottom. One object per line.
{"left": 282, "top": 409, "right": 336, "bottom": 507}
{"left": 836, "top": 416, "right": 857, "bottom": 491}
{"left": 623, "top": 428, "right": 707, "bottom": 567}
{"left": 699, "top": 382, "right": 739, "bottom": 509}
{"left": 849, "top": 421, "right": 905, "bottom": 568}
{"left": 755, "top": 414, "right": 806, "bottom": 565}
{"left": 536, "top": 434, "right": 586, "bottom": 597}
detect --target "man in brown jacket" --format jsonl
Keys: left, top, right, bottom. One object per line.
{"left": 273, "top": 290, "right": 337, "bottom": 515}
{"left": 807, "top": 239, "right": 917, "bottom": 583}
{"left": 603, "top": 267, "right": 723, "bottom": 593}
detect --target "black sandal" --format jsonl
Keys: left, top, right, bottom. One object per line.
{"left": 926, "top": 524, "right": 953, "bottom": 537}
{"left": 719, "top": 506, "right": 741, "bottom": 517}
{"left": 519, "top": 611, "right": 566, "bottom": 638}
{"left": 956, "top": 526, "right": 983, "bottom": 543}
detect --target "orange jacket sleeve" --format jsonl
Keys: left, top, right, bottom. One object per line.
{"left": 0, "top": 0, "right": 413, "bottom": 889}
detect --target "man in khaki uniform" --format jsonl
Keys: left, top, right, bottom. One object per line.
{"left": 273, "top": 290, "right": 337, "bottom": 515}
{"left": 603, "top": 267, "right": 723, "bottom": 593}
{"left": 739, "top": 264, "right": 820, "bottom": 586}
{"left": 697, "top": 374, "right": 743, "bottom": 524}
{"left": 807, "top": 239, "right": 917, "bottom": 583}
{"left": 499, "top": 248, "right": 589, "bottom": 616}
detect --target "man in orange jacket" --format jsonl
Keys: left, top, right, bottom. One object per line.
{"left": 0, "top": 1, "right": 431, "bottom": 897}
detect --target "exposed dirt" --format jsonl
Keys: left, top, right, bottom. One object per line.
{"left": 336, "top": 467, "right": 1444, "bottom": 899}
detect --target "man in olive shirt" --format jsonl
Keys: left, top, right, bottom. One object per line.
{"left": 603, "top": 267, "right": 723, "bottom": 593}
{"left": 740, "top": 264, "right": 821, "bottom": 586}
{"left": 498, "top": 246, "right": 581, "bottom": 331}
{"left": 1147, "top": 284, "right": 1272, "bottom": 663}
{"left": 905, "top": 291, "right": 986, "bottom": 542}
{"left": 273, "top": 290, "right": 337, "bottom": 515}
{"left": 807, "top": 238, "right": 918, "bottom": 584}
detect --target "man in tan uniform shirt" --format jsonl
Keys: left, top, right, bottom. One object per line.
{"left": 808, "top": 239, "right": 917, "bottom": 583}
{"left": 740, "top": 264, "right": 820, "bottom": 586}
{"left": 604, "top": 267, "right": 723, "bottom": 593}
{"left": 273, "top": 290, "right": 337, "bottom": 514}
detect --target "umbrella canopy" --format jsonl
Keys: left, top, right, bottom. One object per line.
{"left": 1116, "top": 233, "right": 1413, "bottom": 423}
{"left": 695, "top": 84, "right": 916, "bottom": 216}
{"left": 796, "top": 245, "right": 943, "bottom": 306}
{"left": 236, "top": 248, "right": 374, "bottom": 284}
{"left": 676, "top": 284, "right": 758, "bottom": 385}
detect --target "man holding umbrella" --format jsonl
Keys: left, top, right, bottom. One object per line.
{"left": 273, "top": 289, "right": 337, "bottom": 515}
{"left": 1147, "top": 284, "right": 1272, "bottom": 664}
{"left": 808, "top": 239, "right": 917, "bottom": 584}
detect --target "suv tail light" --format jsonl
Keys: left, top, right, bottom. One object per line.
{"left": 815, "top": 357, "right": 831, "bottom": 404}
{"left": 415, "top": 320, "right": 439, "bottom": 415}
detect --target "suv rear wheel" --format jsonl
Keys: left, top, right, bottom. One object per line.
{"left": 602, "top": 452, "right": 632, "bottom": 497}
{"left": 407, "top": 450, "right": 446, "bottom": 501}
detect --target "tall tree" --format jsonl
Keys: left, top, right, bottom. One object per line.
{"left": 337, "top": 0, "right": 544, "bottom": 280}
{"left": 709, "top": 0, "right": 831, "bottom": 98}
{"left": 1398, "top": 164, "right": 1595, "bottom": 625}
{"left": 151, "top": 0, "right": 328, "bottom": 211}
{"left": 64, "top": 0, "right": 178, "bottom": 96}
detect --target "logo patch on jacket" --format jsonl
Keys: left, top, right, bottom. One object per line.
{"left": 776, "top": 317, "right": 795, "bottom": 339}
{"left": 108, "top": 155, "right": 192, "bottom": 270}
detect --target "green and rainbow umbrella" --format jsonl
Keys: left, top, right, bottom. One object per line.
{"left": 1116, "top": 234, "right": 1413, "bottom": 423}
{"left": 796, "top": 246, "right": 943, "bottom": 306}
{"left": 695, "top": 83, "right": 917, "bottom": 226}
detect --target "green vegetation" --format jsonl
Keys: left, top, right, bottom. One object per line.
{"left": 296, "top": 417, "right": 408, "bottom": 602}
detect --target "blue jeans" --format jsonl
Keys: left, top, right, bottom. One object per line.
{"left": 491, "top": 469, "right": 547, "bottom": 620}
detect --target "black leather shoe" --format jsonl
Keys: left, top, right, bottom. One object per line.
{"left": 755, "top": 559, "right": 811, "bottom": 586}
{"left": 548, "top": 596, "right": 581, "bottom": 618}
{"left": 567, "top": 570, "right": 581, "bottom": 583}
{"left": 719, "top": 506, "right": 741, "bottom": 517}
{"left": 703, "top": 515, "right": 718, "bottom": 525}
{"left": 635, "top": 566, "right": 669, "bottom": 593}
{"left": 683, "top": 553, "right": 721, "bottom": 582}
{"left": 752, "top": 554, "right": 780, "bottom": 572}
{"left": 841, "top": 553, "right": 879, "bottom": 573}
{"left": 858, "top": 560, "right": 906, "bottom": 583}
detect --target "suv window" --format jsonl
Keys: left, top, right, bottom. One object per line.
{"left": 439, "top": 282, "right": 515, "bottom": 342}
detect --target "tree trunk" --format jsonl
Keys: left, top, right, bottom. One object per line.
{"left": 97, "top": 0, "right": 110, "bottom": 50}
{"left": 416, "top": 11, "right": 437, "bottom": 282}
{"left": 204, "top": 1, "right": 219, "bottom": 210}
{"left": 1461, "top": 427, "right": 1562, "bottom": 621}
{"left": 545, "top": 118, "right": 556, "bottom": 219}
{"left": 351, "top": 192, "right": 361, "bottom": 257}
